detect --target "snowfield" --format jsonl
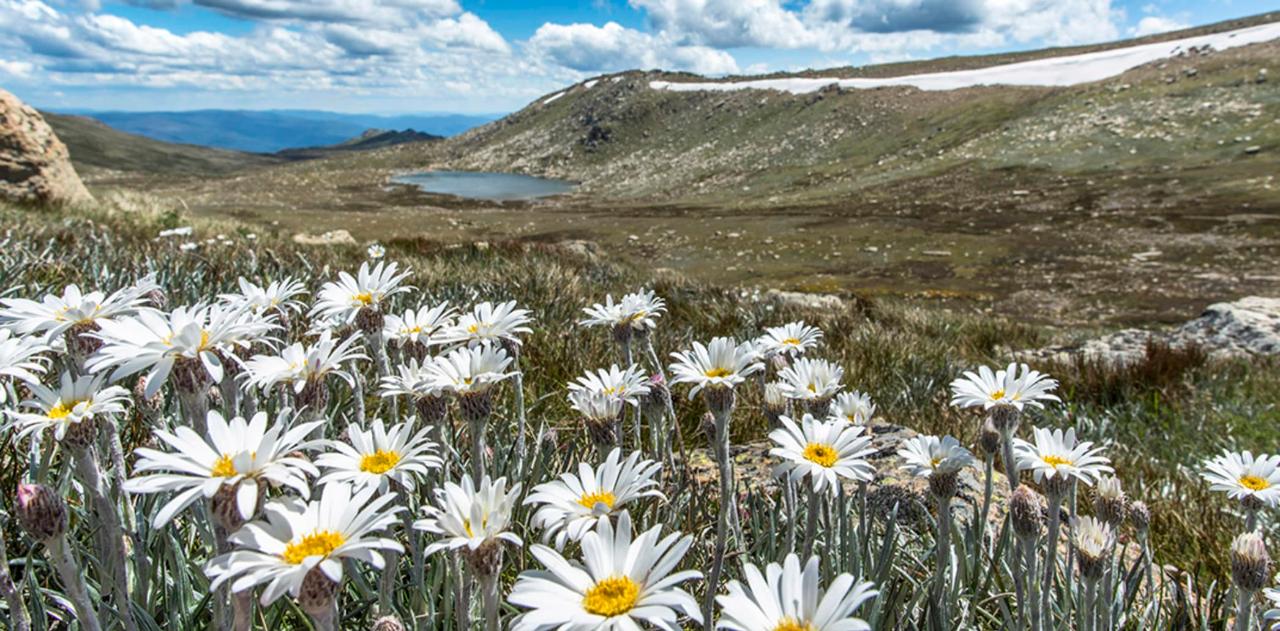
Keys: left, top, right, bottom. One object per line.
{"left": 651, "top": 20, "right": 1280, "bottom": 94}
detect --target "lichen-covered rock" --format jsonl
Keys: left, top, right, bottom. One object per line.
{"left": 1022, "top": 296, "right": 1280, "bottom": 364}
{"left": 0, "top": 89, "right": 93, "bottom": 206}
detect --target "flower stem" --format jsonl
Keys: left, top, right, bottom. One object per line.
{"left": 71, "top": 445, "right": 136, "bottom": 631}
{"left": 47, "top": 535, "right": 102, "bottom": 631}
{"left": 934, "top": 495, "right": 953, "bottom": 626}
{"left": 977, "top": 454, "right": 994, "bottom": 546}
{"left": 702, "top": 407, "right": 733, "bottom": 631}
{"left": 1234, "top": 588, "right": 1253, "bottom": 631}
{"left": 469, "top": 416, "right": 487, "bottom": 485}
{"left": 0, "top": 512, "right": 30, "bottom": 631}
{"left": 1041, "top": 494, "right": 1062, "bottom": 631}
{"left": 1023, "top": 536, "right": 1041, "bottom": 631}
{"left": 803, "top": 483, "right": 820, "bottom": 560}
{"left": 512, "top": 348, "right": 528, "bottom": 480}
{"left": 481, "top": 573, "right": 500, "bottom": 631}
{"left": 231, "top": 591, "right": 253, "bottom": 631}
{"left": 308, "top": 601, "right": 338, "bottom": 631}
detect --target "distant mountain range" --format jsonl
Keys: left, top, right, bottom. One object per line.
{"left": 49, "top": 109, "right": 499, "bottom": 153}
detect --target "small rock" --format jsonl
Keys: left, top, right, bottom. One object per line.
{"left": 1244, "top": 146, "right": 1261, "bottom": 155}
{"left": 292, "top": 230, "right": 357, "bottom": 245}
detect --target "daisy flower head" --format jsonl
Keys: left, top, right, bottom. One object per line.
{"left": 0, "top": 274, "right": 158, "bottom": 338}
{"left": 6, "top": 372, "right": 128, "bottom": 446}
{"left": 384, "top": 302, "right": 454, "bottom": 349}
{"left": 777, "top": 357, "right": 844, "bottom": 405}
{"left": 1073, "top": 515, "right": 1115, "bottom": 582}
{"left": 950, "top": 362, "right": 1060, "bottom": 413}
{"left": 425, "top": 342, "right": 514, "bottom": 396}
{"left": 570, "top": 388, "right": 626, "bottom": 448}
{"left": 367, "top": 243, "right": 386, "bottom": 260}
{"left": 580, "top": 290, "right": 666, "bottom": 341}
{"left": 207, "top": 482, "right": 403, "bottom": 606}
{"left": 1201, "top": 450, "right": 1280, "bottom": 510}
{"left": 756, "top": 321, "right": 823, "bottom": 359}
{"left": 417, "top": 475, "right": 523, "bottom": 556}
{"left": 716, "top": 553, "right": 878, "bottom": 631}
{"left": 310, "top": 261, "right": 412, "bottom": 325}
{"left": 220, "top": 276, "right": 308, "bottom": 316}
{"left": 242, "top": 331, "right": 367, "bottom": 395}
{"left": 1014, "top": 426, "right": 1112, "bottom": 495}
{"left": 440, "top": 300, "right": 533, "bottom": 349}
{"left": 669, "top": 337, "right": 763, "bottom": 414}
{"left": 898, "top": 434, "right": 976, "bottom": 481}
{"left": 828, "top": 390, "right": 876, "bottom": 425}
{"left": 525, "top": 448, "right": 664, "bottom": 548}
{"left": 509, "top": 511, "right": 702, "bottom": 631}
{"left": 0, "top": 329, "right": 49, "bottom": 404}
{"left": 124, "top": 410, "right": 322, "bottom": 528}
{"left": 89, "top": 302, "right": 263, "bottom": 397}
{"left": 568, "top": 364, "right": 651, "bottom": 406}
{"left": 379, "top": 358, "right": 451, "bottom": 422}
{"left": 769, "top": 414, "right": 876, "bottom": 494}
{"left": 316, "top": 418, "right": 442, "bottom": 494}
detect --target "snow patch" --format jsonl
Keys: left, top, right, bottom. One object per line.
{"left": 650, "top": 21, "right": 1280, "bottom": 95}
{"left": 583, "top": 79, "right": 599, "bottom": 89}
{"left": 542, "top": 91, "right": 566, "bottom": 105}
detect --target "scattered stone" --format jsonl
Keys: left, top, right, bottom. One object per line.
{"left": 556, "top": 239, "right": 601, "bottom": 261}
{"left": 764, "top": 289, "right": 845, "bottom": 312}
{"left": 1020, "top": 296, "right": 1280, "bottom": 364}
{"left": 922, "top": 250, "right": 952, "bottom": 257}
{"left": 0, "top": 88, "right": 93, "bottom": 207}
{"left": 1244, "top": 145, "right": 1261, "bottom": 155}
{"left": 292, "top": 229, "right": 356, "bottom": 245}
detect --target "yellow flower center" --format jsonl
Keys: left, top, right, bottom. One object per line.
{"left": 577, "top": 491, "right": 617, "bottom": 510}
{"left": 48, "top": 401, "right": 77, "bottom": 420}
{"left": 1042, "top": 455, "right": 1073, "bottom": 468}
{"left": 467, "top": 323, "right": 480, "bottom": 334}
{"left": 1240, "top": 475, "right": 1271, "bottom": 491}
{"left": 704, "top": 367, "right": 732, "bottom": 379}
{"left": 628, "top": 311, "right": 647, "bottom": 322}
{"left": 359, "top": 449, "right": 402, "bottom": 474}
{"left": 582, "top": 576, "right": 640, "bottom": 617}
{"left": 197, "top": 329, "right": 211, "bottom": 350}
{"left": 807, "top": 383, "right": 817, "bottom": 393}
{"left": 990, "top": 389, "right": 1005, "bottom": 400}
{"left": 355, "top": 292, "right": 374, "bottom": 306}
{"left": 210, "top": 454, "right": 238, "bottom": 478}
{"left": 281, "top": 530, "right": 346, "bottom": 565}
{"left": 782, "top": 337, "right": 802, "bottom": 346}
{"left": 462, "top": 517, "right": 487, "bottom": 538}
{"left": 803, "top": 443, "right": 838, "bottom": 468}
{"left": 773, "top": 618, "right": 814, "bottom": 631}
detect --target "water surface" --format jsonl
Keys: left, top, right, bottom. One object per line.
{"left": 394, "top": 170, "right": 575, "bottom": 201}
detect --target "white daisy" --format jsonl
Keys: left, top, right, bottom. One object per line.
{"left": 569, "top": 389, "right": 625, "bottom": 424}
{"left": 241, "top": 331, "right": 367, "bottom": 393}
{"left": 88, "top": 303, "right": 265, "bottom": 397}
{"left": 769, "top": 414, "right": 876, "bottom": 494}
{"left": 1201, "top": 451, "right": 1280, "bottom": 509}
{"left": 424, "top": 343, "right": 515, "bottom": 397}
{"left": 367, "top": 243, "right": 386, "bottom": 259}
{"left": 123, "top": 410, "right": 322, "bottom": 527}
{"left": 379, "top": 358, "right": 446, "bottom": 399}
{"left": 316, "top": 419, "right": 442, "bottom": 494}
{"left": 524, "top": 448, "right": 664, "bottom": 548}
{"left": 580, "top": 290, "right": 666, "bottom": 334}
{"left": 668, "top": 337, "right": 763, "bottom": 399}
{"left": 898, "top": 435, "right": 976, "bottom": 478}
{"left": 716, "top": 554, "right": 878, "bottom": 631}
{"left": 568, "top": 364, "right": 650, "bottom": 405}
{"left": 828, "top": 391, "right": 876, "bottom": 425}
{"left": 220, "top": 277, "right": 308, "bottom": 315}
{"left": 1264, "top": 586, "right": 1280, "bottom": 630}
{"left": 439, "top": 301, "right": 533, "bottom": 348}
{"left": 776, "top": 357, "right": 844, "bottom": 402}
{"left": 207, "top": 483, "right": 404, "bottom": 606}
{"left": 384, "top": 303, "right": 454, "bottom": 347}
{"left": 6, "top": 372, "right": 129, "bottom": 442}
{"left": 950, "top": 363, "right": 1060, "bottom": 411}
{"left": 417, "top": 475, "right": 523, "bottom": 555}
{"left": 0, "top": 329, "right": 50, "bottom": 404}
{"left": 310, "top": 261, "right": 412, "bottom": 324}
{"left": 0, "top": 275, "right": 157, "bottom": 337}
{"left": 509, "top": 511, "right": 702, "bottom": 631}
{"left": 1014, "top": 427, "right": 1112, "bottom": 489}
{"left": 756, "top": 322, "right": 823, "bottom": 358}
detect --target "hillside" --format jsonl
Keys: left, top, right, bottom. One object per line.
{"left": 43, "top": 112, "right": 280, "bottom": 179}
{"left": 276, "top": 128, "right": 441, "bottom": 160}
{"left": 59, "top": 109, "right": 495, "bottom": 152}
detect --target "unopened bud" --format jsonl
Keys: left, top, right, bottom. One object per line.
{"left": 1230, "top": 532, "right": 1271, "bottom": 592}
{"left": 16, "top": 484, "right": 67, "bottom": 541}
{"left": 371, "top": 616, "right": 406, "bottom": 631}
{"left": 1093, "top": 475, "right": 1127, "bottom": 528}
{"left": 1128, "top": 501, "right": 1150, "bottom": 535}
{"left": 1010, "top": 485, "right": 1045, "bottom": 540}
{"left": 978, "top": 418, "right": 1002, "bottom": 457}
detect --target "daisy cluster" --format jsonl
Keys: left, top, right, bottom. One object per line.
{"left": 0, "top": 253, "right": 1275, "bottom": 631}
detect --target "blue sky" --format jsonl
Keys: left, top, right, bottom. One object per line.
{"left": 0, "top": 0, "right": 1271, "bottom": 114}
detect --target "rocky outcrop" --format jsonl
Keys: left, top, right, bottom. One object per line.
{"left": 0, "top": 89, "right": 93, "bottom": 206}
{"left": 1023, "top": 296, "right": 1280, "bottom": 364}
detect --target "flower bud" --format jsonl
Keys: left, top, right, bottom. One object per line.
{"left": 1073, "top": 516, "right": 1114, "bottom": 582}
{"left": 978, "top": 417, "right": 1002, "bottom": 457}
{"left": 1230, "top": 532, "right": 1271, "bottom": 592}
{"left": 1010, "top": 485, "right": 1045, "bottom": 540}
{"left": 1128, "top": 501, "right": 1150, "bottom": 535}
{"left": 1093, "top": 475, "right": 1127, "bottom": 528}
{"left": 641, "top": 374, "right": 671, "bottom": 420}
{"left": 16, "top": 484, "right": 67, "bottom": 541}
{"left": 371, "top": 616, "right": 406, "bottom": 631}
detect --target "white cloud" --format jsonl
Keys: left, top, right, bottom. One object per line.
{"left": 193, "top": 0, "right": 461, "bottom": 24}
{"left": 1130, "top": 15, "right": 1188, "bottom": 37}
{"left": 0, "top": 57, "right": 33, "bottom": 75}
{"left": 528, "top": 21, "right": 738, "bottom": 75}
{"left": 629, "top": 0, "right": 814, "bottom": 48}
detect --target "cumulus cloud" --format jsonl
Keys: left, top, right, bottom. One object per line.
{"left": 528, "top": 21, "right": 738, "bottom": 75}
{"left": 193, "top": 0, "right": 461, "bottom": 24}
{"left": 1130, "top": 15, "right": 1189, "bottom": 38}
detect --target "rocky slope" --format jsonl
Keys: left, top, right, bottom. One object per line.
{"left": 0, "top": 89, "right": 92, "bottom": 206}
